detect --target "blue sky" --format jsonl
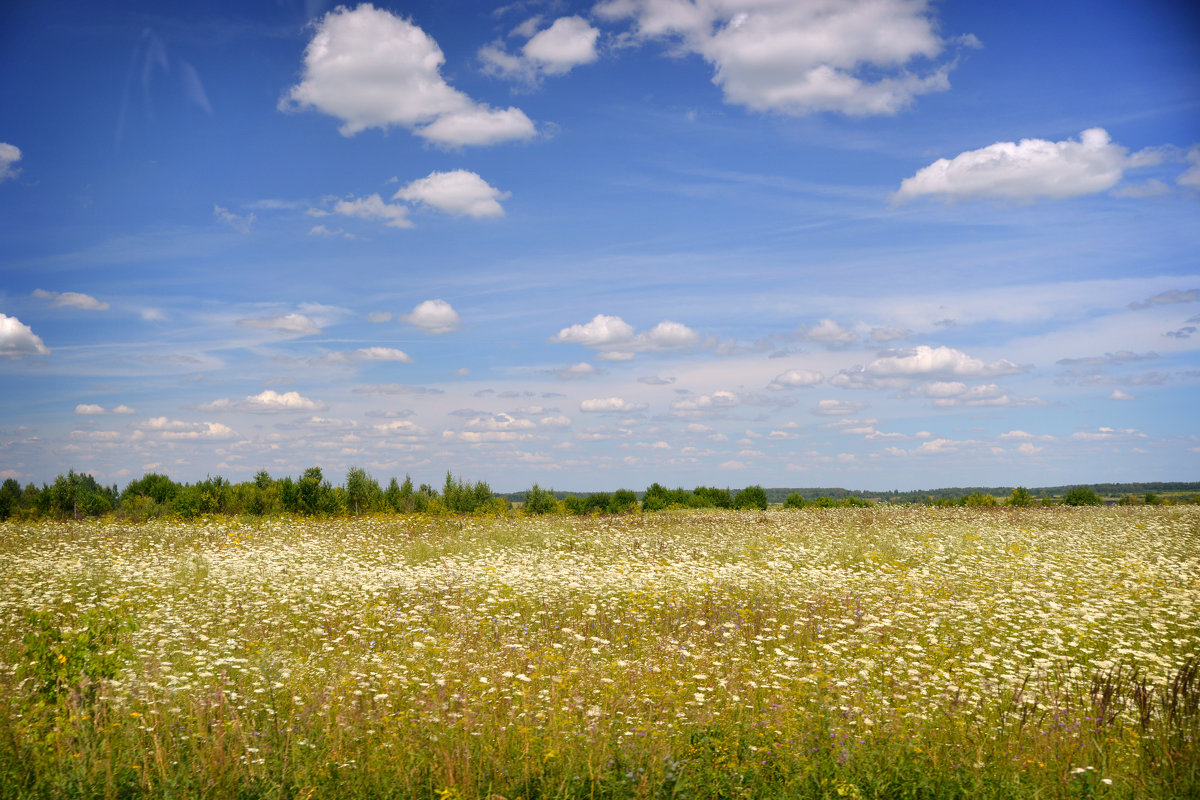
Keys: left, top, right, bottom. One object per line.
{"left": 1, "top": 0, "right": 1198, "bottom": 491}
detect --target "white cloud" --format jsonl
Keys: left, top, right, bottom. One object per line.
{"left": 558, "top": 362, "right": 597, "bottom": 379}
{"left": 279, "top": 4, "right": 536, "bottom": 147}
{"left": 999, "top": 430, "right": 1033, "bottom": 440}
{"left": 402, "top": 299, "right": 461, "bottom": 334}
{"left": 769, "top": 369, "right": 824, "bottom": 390}
{"left": 138, "top": 418, "right": 235, "bottom": 440}
{"left": 595, "top": 0, "right": 959, "bottom": 116}
{"left": 551, "top": 314, "right": 700, "bottom": 357}
{"left": 670, "top": 391, "right": 740, "bottom": 412}
{"left": 552, "top": 314, "right": 635, "bottom": 347}
{"left": 0, "top": 313, "right": 50, "bottom": 358}
{"left": 859, "top": 345, "right": 1023, "bottom": 379}
{"left": 914, "top": 438, "right": 958, "bottom": 454}
{"left": 580, "top": 397, "right": 647, "bottom": 413}
{"left": 895, "top": 128, "right": 1156, "bottom": 203}
{"left": 367, "top": 312, "right": 394, "bottom": 323}
{"left": 245, "top": 390, "right": 324, "bottom": 412}
{"left": 202, "top": 390, "right": 327, "bottom": 413}
{"left": 802, "top": 318, "right": 857, "bottom": 345}
{"left": 1015, "top": 442, "right": 1042, "bottom": 455}
{"left": 368, "top": 420, "right": 428, "bottom": 438}
{"left": 354, "top": 347, "right": 413, "bottom": 362}
{"left": 75, "top": 404, "right": 135, "bottom": 415}
{"left": 32, "top": 289, "right": 109, "bottom": 311}
{"left": 393, "top": 170, "right": 509, "bottom": 218}
{"left": 1178, "top": 147, "right": 1200, "bottom": 190}
{"left": 465, "top": 413, "right": 536, "bottom": 432}
{"left": 237, "top": 312, "right": 322, "bottom": 337}
{"left": 1128, "top": 288, "right": 1198, "bottom": 310}
{"left": 1110, "top": 389, "right": 1134, "bottom": 401}
{"left": 481, "top": 15, "right": 600, "bottom": 83}
{"left": 869, "top": 326, "right": 911, "bottom": 342}
{"left": 330, "top": 194, "right": 412, "bottom": 229}
{"left": 0, "top": 142, "right": 21, "bottom": 182}
{"left": 813, "top": 399, "right": 866, "bottom": 416}
{"left": 213, "top": 204, "right": 255, "bottom": 233}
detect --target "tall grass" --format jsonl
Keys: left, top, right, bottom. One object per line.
{"left": 0, "top": 507, "right": 1196, "bottom": 798}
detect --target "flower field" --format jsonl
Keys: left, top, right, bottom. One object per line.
{"left": 1, "top": 507, "right": 1197, "bottom": 799}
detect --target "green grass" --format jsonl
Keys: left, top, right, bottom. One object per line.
{"left": 0, "top": 507, "right": 1196, "bottom": 799}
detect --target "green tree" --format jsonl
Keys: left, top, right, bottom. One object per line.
{"left": 733, "top": 485, "right": 768, "bottom": 510}
{"left": 1062, "top": 486, "right": 1103, "bottom": 506}
{"left": 0, "top": 478, "right": 21, "bottom": 520}
{"left": 345, "top": 466, "right": 377, "bottom": 515}
{"left": 783, "top": 492, "right": 805, "bottom": 509}
{"left": 1006, "top": 486, "right": 1032, "bottom": 507}
{"left": 610, "top": 489, "right": 639, "bottom": 514}
{"left": 523, "top": 484, "right": 558, "bottom": 515}
{"left": 641, "top": 482, "right": 672, "bottom": 512}
{"left": 964, "top": 492, "right": 998, "bottom": 507}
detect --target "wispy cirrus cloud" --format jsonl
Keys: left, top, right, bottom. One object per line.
{"left": 33, "top": 289, "right": 109, "bottom": 311}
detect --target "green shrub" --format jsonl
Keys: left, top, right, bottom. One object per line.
{"left": 20, "top": 606, "right": 136, "bottom": 700}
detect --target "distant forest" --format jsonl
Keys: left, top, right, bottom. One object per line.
{"left": 1, "top": 466, "right": 1197, "bottom": 522}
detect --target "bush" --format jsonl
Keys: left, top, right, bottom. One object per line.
{"left": 1062, "top": 486, "right": 1103, "bottom": 506}
{"left": 20, "top": 607, "right": 136, "bottom": 700}
{"left": 523, "top": 484, "right": 559, "bottom": 515}
{"left": 783, "top": 492, "right": 805, "bottom": 509}
{"left": 733, "top": 485, "right": 768, "bottom": 510}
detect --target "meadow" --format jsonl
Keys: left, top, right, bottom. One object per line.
{"left": 0, "top": 507, "right": 1196, "bottom": 799}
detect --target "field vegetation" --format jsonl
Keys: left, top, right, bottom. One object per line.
{"left": 1, "top": 507, "right": 1197, "bottom": 799}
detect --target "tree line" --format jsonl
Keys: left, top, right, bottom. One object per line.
{"left": 1, "top": 468, "right": 1195, "bottom": 522}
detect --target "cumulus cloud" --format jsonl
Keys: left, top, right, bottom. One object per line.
{"left": 769, "top": 369, "right": 824, "bottom": 390}
{"left": 237, "top": 312, "right": 322, "bottom": 337}
{"left": 367, "top": 419, "right": 428, "bottom": 438}
{"left": 353, "top": 347, "right": 412, "bottom": 362}
{"left": 813, "top": 399, "right": 867, "bottom": 416}
{"left": 75, "top": 404, "right": 135, "bottom": 415}
{"left": 869, "top": 326, "right": 911, "bottom": 342}
{"left": 910, "top": 381, "right": 1045, "bottom": 408}
{"left": 279, "top": 4, "right": 535, "bottom": 147}
{"left": 1179, "top": 147, "right": 1200, "bottom": 190}
{"left": 552, "top": 314, "right": 635, "bottom": 347}
{"left": 393, "top": 170, "right": 509, "bottom": 218}
{"left": 557, "top": 362, "right": 597, "bottom": 380}
{"left": 1110, "top": 389, "right": 1134, "bottom": 401}
{"left": 213, "top": 204, "right": 255, "bottom": 233}
{"left": 551, "top": 314, "right": 700, "bottom": 358}
{"left": 1128, "top": 288, "right": 1198, "bottom": 310}
{"left": 801, "top": 318, "right": 857, "bottom": 345}
{"left": 202, "top": 390, "right": 327, "bottom": 413}
{"left": 849, "top": 345, "right": 1024, "bottom": 381}
{"left": 328, "top": 194, "right": 412, "bottom": 229}
{"left": 580, "top": 397, "right": 647, "bottom": 413}
{"left": 401, "top": 299, "right": 460, "bottom": 334}
{"left": 595, "top": 0, "right": 961, "bottom": 116}
{"left": 0, "top": 313, "right": 50, "bottom": 358}
{"left": 480, "top": 15, "right": 600, "bottom": 84}
{"left": 894, "top": 128, "right": 1160, "bottom": 203}
{"left": 138, "top": 418, "right": 235, "bottom": 440}
{"left": 670, "top": 391, "right": 740, "bottom": 413}
{"left": 1057, "top": 350, "right": 1158, "bottom": 366}
{"left": 0, "top": 142, "right": 21, "bottom": 182}
{"left": 32, "top": 289, "right": 109, "bottom": 311}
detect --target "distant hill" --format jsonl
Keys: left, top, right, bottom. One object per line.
{"left": 500, "top": 482, "right": 1200, "bottom": 504}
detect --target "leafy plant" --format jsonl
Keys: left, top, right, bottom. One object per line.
{"left": 20, "top": 606, "right": 136, "bottom": 700}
